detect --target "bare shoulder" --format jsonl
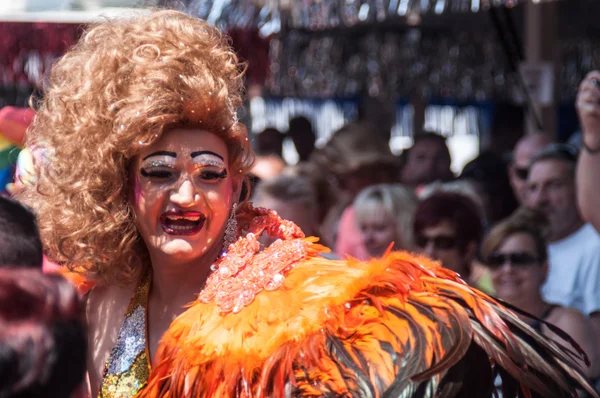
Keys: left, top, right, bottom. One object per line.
{"left": 86, "top": 281, "right": 137, "bottom": 397}
{"left": 547, "top": 306, "right": 589, "bottom": 329}
{"left": 544, "top": 306, "right": 594, "bottom": 348}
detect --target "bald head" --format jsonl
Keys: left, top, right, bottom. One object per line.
{"left": 509, "top": 132, "right": 554, "bottom": 203}
{"left": 514, "top": 133, "right": 553, "bottom": 167}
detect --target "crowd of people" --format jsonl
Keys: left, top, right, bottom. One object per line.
{"left": 0, "top": 9, "right": 599, "bottom": 398}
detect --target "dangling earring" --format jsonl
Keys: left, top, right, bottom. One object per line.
{"left": 222, "top": 203, "right": 238, "bottom": 254}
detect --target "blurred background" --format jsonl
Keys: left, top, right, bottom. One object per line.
{"left": 0, "top": 0, "right": 596, "bottom": 171}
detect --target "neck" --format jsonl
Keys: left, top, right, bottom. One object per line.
{"left": 550, "top": 218, "right": 584, "bottom": 242}
{"left": 510, "top": 294, "right": 548, "bottom": 321}
{"left": 148, "top": 240, "right": 222, "bottom": 317}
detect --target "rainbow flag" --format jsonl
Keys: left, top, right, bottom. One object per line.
{"left": 0, "top": 106, "right": 34, "bottom": 193}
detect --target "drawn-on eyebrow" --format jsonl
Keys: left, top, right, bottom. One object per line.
{"left": 143, "top": 151, "right": 177, "bottom": 161}
{"left": 191, "top": 151, "right": 224, "bottom": 161}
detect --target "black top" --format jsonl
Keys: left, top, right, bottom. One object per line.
{"left": 529, "top": 304, "right": 559, "bottom": 333}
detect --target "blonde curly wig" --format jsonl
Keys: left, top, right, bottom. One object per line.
{"left": 17, "top": 10, "right": 253, "bottom": 283}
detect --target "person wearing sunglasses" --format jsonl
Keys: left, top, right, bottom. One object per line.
{"left": 508, "top": 132, "right": 553, "bottom": 204}
{"left": 481, "top": 207, "right": 599, "bottom": 380}
{"left": 413, "top": 191, "right": 483, "bottom": 284}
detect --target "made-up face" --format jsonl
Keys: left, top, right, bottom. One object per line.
{"left": 130, "top": 128, "right": 235, "bottom": 264}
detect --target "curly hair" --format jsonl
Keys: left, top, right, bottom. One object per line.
{"left": 18, "top": 10, "right": 253, "bottom": 283}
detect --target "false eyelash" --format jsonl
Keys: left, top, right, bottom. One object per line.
{"left": 200, "top": 169, "right": 228, "bottom": 180}
{"left": 140, "top": 168, "right": 173, "bottom": 178}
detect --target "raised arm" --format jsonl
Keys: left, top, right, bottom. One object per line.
{"left": 576, "top": 71, "right": 600, "bottom": 233}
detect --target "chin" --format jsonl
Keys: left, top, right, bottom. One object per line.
{"left": 497, "top": 290, "right": 522, "bottom": 303}
{"left": 159, "top": 240, "right": 205, "bottom": 260}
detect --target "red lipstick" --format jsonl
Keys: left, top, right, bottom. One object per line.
{"left": 159, "top": 210, "right": 206, "bottom": 236}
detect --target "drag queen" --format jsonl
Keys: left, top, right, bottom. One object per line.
{"left": 19, "top": 10, "right": 597, "bottom": 398}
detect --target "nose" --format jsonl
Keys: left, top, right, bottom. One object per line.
{"left": 170, "top": 179, "right": 198, "bottom": 208}
{"left": 423, "top": 241, "right": 436, "bottom": 258}
{"left": 499, "top": 261, "right": 515, "bottom": 272}
{"left": 527, "top": 188, "right": 547, "bottom": 208}
{"left": 362, "top": 230, "right": 374, "bottom": 244}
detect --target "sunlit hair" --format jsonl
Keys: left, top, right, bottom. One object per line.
{"left": 0, "top": 269, "right": 86, "bottom": 397}
{"left": 17, "top": 10, "right": 253, "bottom": 283}
{"left": 481, "top": 207, "right": 550, "bottom": 265}
{"left": 354, "top": 184, "right": 418, "bottom": 250}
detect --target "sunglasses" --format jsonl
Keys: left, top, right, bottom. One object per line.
{"left": 513, "top": 167, "right": 528, "bottom": 181}
{"left": 486, "top": 252, "right": 540, "bottom": 269}
{"left": 415, "top": 235, "right": 458, "bottom": 250}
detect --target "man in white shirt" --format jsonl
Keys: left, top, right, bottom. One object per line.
{"left": 526, "top": 144, "right": 600, "bottom": 339}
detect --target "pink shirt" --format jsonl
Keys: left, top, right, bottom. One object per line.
{"left": 335, "top": 206, "right": 369, "bottom": 260}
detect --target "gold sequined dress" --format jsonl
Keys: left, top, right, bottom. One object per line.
{"left": 99, "top": 272, "right": 151, "bottom": 398}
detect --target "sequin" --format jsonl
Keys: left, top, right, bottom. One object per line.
{"left": 147, "top": 160, "right": 170, "bottom": 168}
{"left": 100, "top": 272, "right": 151, "bottom": 398}
{"left": 198, "top": 204, "right": 315, "bottom": 314}
{"left": 108, "top": 306, "right": 145, "bottom": 374}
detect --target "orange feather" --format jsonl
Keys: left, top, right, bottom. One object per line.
{"left": 138, "top": 251, "right": 598, "bottom": 397}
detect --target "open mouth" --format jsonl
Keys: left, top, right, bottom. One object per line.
{"left": 160, "top": 211, "right": 206, "bottom": 236}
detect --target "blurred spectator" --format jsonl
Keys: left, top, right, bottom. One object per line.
{"left": 508, "top": 132, "right": 553, "bottom": 204}
{"left": 399, "top": 132, "right": 453, "bottom": 188}
{"left": 353, "top": 184, "right": 417, "bottom": 258}
{"left": 250, "top": 128, "right": 286, "bottom": 183}
{"left": 417, "top": 180, "right": 492, "bottom": 293}
{"left": 249, "top": 155, "right": 286, "bottom": 183}
{"left": 413, "top": 192, "right": 484, "bottom": 285}
{"left": 288, "top": 116, "right": 316, "bottom": 162}
{"left": 460, "top": 152, "right": 519, "bottom": 226}
{"left": 0, "top": 196, "right": 43, "bottom": 268}
{"left": 254, "top": 127, "right": 284, "bottom": 158}
{"left": 525, "top": 143, "right": 600, "bottom": 339}
{"left": 252, "top": 173, "right": 319, "bottom": 238}
{"left": 311, "top": 123, "right": 400, "bottom": 252}
{"left": 312, "top": 123, "right": 399, "bottom": 198}
{"left": 481, "top": 207, "right": 599, "bottom": 379}
{"left": 0, "top": 268, "right": 87, "bottom": 397}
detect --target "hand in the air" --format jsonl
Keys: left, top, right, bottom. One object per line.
{"left": 577, "top": 71, "right": 600, "bottom": 151}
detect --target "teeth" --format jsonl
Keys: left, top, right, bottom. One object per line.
{"left": 167, "top": 224, "right": 198, "bottom": 231}
{"left": 165, "top": 215, "right": 201, "bottom": 221}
